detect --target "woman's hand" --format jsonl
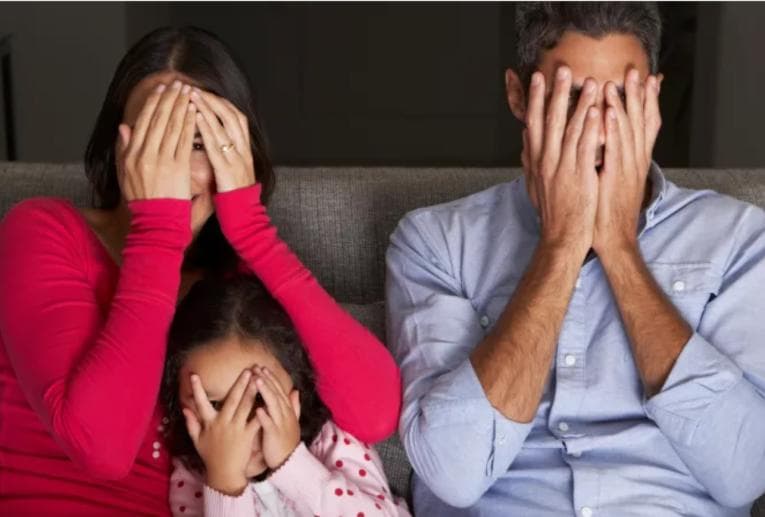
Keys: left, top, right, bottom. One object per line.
{"left": 190, "top": 89, "right": 256, "bottom": 193}
{"left": 253, "top": 367, "right": 302, "bottom": 471}
{"left": 117, "top": 81, "right": 197, "bottom": 201}
{"left": 183, "top": 369, "right": 261, "bottom": 496}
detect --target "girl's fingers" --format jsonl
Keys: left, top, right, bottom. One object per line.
{"left": 175, "top": 103, "right": 197, "bottom": 160}
{"left": 220, "top": 369, "right": 253, "bottom": 422}
{"left": 190, "top": 374, "right": 217, "bottom": 423}
{"left": 262, "top": 368, "right": 292, "bottom": 411}
{"left": 129, "top": 83, "right": 165, "bottom": 154}
{"left": 289, "top": 390, "right": 301, "bottom": 421}
{"left": 195, "top": 90, "right": 248, "bottom": 151}
{"left": 143, "top": 81, "right": 183, "bottom": 154}
{"left": 255, "top": 407, "right": 275, "bottom": 433}
{"left": 182, "top": 408, "right": 202, "bottom": 446}
{"left": 159, "top": 84, "right": 193, "bottom": 157}
{"left": 234, "top": 376, "right": 259, "bottom": 425}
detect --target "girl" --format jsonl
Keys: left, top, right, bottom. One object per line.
{"left": 163, "top": 276, "right": 409, "bottom": 516}
{"left": 0, "top": 26, "right": 400, "bottom": 515}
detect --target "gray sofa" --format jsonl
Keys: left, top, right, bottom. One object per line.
{"left": 1, "top": 162, "right": 764, "bottom": 515}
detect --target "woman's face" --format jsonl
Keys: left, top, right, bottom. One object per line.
{"left": 122, "top": 71, "right": 215, "bottom": 236}
{"left": 178, "top": 335, "right": 295, "bottom": 478}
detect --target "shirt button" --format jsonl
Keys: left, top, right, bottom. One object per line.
{"left": 575, "top": 278, "right": 582, "bottom": 289}
{"left": 564, "top": 354, "right": 576, "bottom": 367}
{"left": 497, "top": 434, "right": 506, "bottom": 445}
{"left": 570, "top": 451, "right": 582, "bottom": 458}
{"left": 479, "top": 315, "right": 490, "bottom": 328}
{"left": 672, "top": 280, "right": 686, "bottom": 292}
{"left": 558, "top": 421, "right": 570, "bottom": 432}
{"left": 581, "top": 507, "right": 593, "bottom": 517}
{"left": 152, "top": 441, "right": 161, "bottom": 450}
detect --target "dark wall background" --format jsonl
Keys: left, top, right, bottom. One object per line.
{"left": 1, "top": 2, "right": 763, "bottom": 167}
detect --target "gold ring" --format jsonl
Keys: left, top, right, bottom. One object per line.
{"left": 220, "top": 143, "right": 235, "bottom": 153}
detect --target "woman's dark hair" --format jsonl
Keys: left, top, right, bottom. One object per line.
{"left": 84, "top": 26, "right": 275, "bottom": 273}
{"left": 162, "top": 275, "right": 330, "bottom": 475}
{"left": 516, "top": 2, "right": 662, "bottom": 85}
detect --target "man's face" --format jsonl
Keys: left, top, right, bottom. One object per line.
{"left": 509, "top": 30, "right": 654, "bottom": 169}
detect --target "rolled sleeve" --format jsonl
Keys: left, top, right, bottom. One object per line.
{"left": 386, "top": 213, "right": 531, "bottom": 507}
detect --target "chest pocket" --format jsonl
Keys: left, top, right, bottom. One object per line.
{"left": 647, "top": 262, "right": 722, "bottom": 330}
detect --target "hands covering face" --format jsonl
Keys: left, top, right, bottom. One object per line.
{"left": 521, "top": 66, "right": 662, "bottom": 257}
{"left": 183, "top": 367, "right": 302, "bottom": 494}
{"left": 117, "top": 80, "right": 257, "bottom": 203}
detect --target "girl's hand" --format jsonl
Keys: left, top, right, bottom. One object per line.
{"left": 253, "top": 367, "right": 302, "bottom": 470}
{"left": 184, "top": 369, "right": 261, "bottom": 496}
{"left": 117, "top": 80, "right": 197, "bottom": 201}
{"left": 190, "top": 89, "right": 256, "bottom": 193}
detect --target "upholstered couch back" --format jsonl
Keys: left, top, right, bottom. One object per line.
{"left": 2, "top": 162, "right": 765, "bottom": 514}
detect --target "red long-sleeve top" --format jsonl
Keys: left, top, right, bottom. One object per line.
{"left": 0, "top": 184, "right": 401, "bottom": 516}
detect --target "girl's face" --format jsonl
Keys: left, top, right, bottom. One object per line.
{"left": 178, "top": 335, "right": 295, "bottom": 478}
{"left": 121, "top": 70, "right": 216, "bottom": 237}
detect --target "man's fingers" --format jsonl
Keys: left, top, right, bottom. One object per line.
{"left": 643, "top": 75, "right": 662, "bottom": 159}
{"left": 577, "top": 106, "right": 600, "bottom": 173}
{"left": 190, "top": 374, "right": 217, "bottom": 423}
{"left": 220, "top": 369, "right": 253, "bottom": 421}
{"left": 606, "top": 82, "right": 636, "bottom": 174}
{"left": 624, "top": 69, "right": 645, "bottom": 164}
{"left": 525, "top": 71, "right": 546, "bottom": 172}
{"left": 603, "top": 107, "right": 622, "bottom": 178}
{"left": 540, "top": 66, "right": 572, "bottom": 175}
{"left": 560, "top": 77, "right": 597, "bottom": 167}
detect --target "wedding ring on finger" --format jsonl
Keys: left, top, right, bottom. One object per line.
{"left": 220, "top": 143, "right": 235, "bottom": 154}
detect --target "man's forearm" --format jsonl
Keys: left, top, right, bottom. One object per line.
{"left": 600, "top": 244, "right": 693, "bottom": 396}
{"left": 470, "top": 242, "right": 583, "bottom": 422}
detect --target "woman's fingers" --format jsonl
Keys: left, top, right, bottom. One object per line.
{"left": 195, "top": 109, "right": 229, "bottom": 172}
{"left": 159, "top": 84, "right": 193, "bottom": 158}
{"left": 220, "top": 369, "right": 252, "bottom": 422}
{"left": 194, "top": 90, "right": 248, "bottom": 152}
{"left": 129, "top": 83, "right": 165, "bottom": 154}
{"left": 191, "top": 89, "right": 235, "bottom": 152}
{"left": 143, "top": 81, "right": 183, "bottom": 154}
{"left": 190, "top": 374, "right": 217, "bottom": 423}
{"left": 175, "top": 102, "right": 197, "bottom": 161}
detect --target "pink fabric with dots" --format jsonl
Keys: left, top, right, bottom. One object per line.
{"left": 169, "top": 420, "right": 410, "bottom": 516}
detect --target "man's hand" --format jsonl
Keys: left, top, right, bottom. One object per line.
{"left": 593, "top": 69, "right": 662, "bottom": 255}
{"left": 523, "top": 66, "right": 601, "bottom": 260}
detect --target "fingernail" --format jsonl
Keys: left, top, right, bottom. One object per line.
{"left": 182, "top": 84, "right": 191, "bottom": 94}
{"left": 531, "top": 73, "right": 541, "bottom": 86}
{"left": 156, "top": 84, "right": 166, "bottom": 93}
{"left": 172, "top": 80, "right": 182, "bottom": 90}
{"left": 557, "top": 67, "right": 569, "bottom": 81}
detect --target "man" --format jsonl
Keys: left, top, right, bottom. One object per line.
{"left": 386, "top": 3, "right": 765, "bottom": 516}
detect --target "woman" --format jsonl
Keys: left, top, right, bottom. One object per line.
{"left": 0, "top": 26, "right": 401, "bottom": 516}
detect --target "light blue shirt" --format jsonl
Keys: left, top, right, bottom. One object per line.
{"left": 386, "top": 165, "right": 765, "bottom": 516}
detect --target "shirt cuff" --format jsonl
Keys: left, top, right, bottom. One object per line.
{"left": 422, "top": 359, "right": 533, "bottom": 477}
{"left": 268, "top": 442, "right": 330, "bottom": 503}
{"left": 203, "top": 484, "right": 256, "bottom": 516}
{"left": 644, "top": 332, "right": 743, "bottom": 446}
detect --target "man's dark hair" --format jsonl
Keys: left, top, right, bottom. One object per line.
{"left": 161, "top": 275, "right": 331, "bottom": 478}
{"left": 516, "top": 2, "right": 662, "bottom": 84}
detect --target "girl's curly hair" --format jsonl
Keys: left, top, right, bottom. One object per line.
{"left": 161, "top": 275, "right": 331, "bottom": 476}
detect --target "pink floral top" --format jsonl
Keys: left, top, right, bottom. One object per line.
{"left": 169, "top": 420, "right": 410, "bottom": 517}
